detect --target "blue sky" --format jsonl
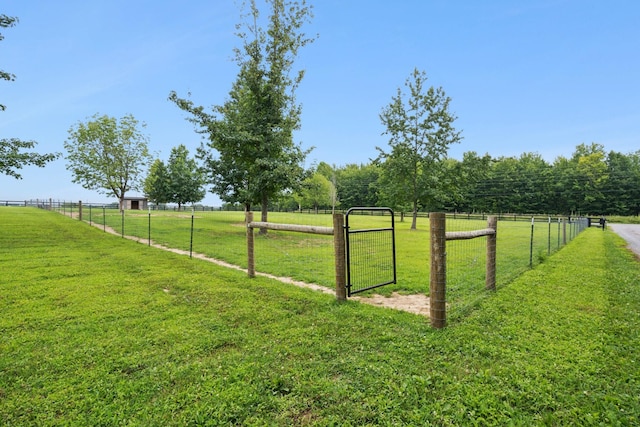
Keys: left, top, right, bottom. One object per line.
{"left": 2, "top": 0, "right": 639, "bottom": 206}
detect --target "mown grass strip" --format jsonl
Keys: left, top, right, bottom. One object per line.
{"left": 1, "top": 208, "right": 638, "bottom": 425}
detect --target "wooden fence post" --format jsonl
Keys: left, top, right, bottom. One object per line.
{"left": 562, "top": 218, "right": 567, "bottom": 246}
{"left": 430, "top": 212, "right": 447, "bottom": 328}
{"left": 246, "top": 211, "right": 255, "bottom": 278}
{"left": 333, "top": 213, "right": 346, "bottom": 301}
{"left": 78, "top": 200, "right": 83, "bottom": 221}
{"left": 486, "top": 216, "right": 497, "bottom": 291}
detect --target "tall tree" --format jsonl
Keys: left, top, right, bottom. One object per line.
{"left": 166, "top": 144, "right": 206, "bottom": 210}
{"left": 169, "top": 0, "right": 314, "bottom": 228}
{"left": 64, "top": 114, "right": 152, "bottom": 210}
{"left": 335, "top": 163, "right": 380, "bottom": 209}
{"left": 511, "top": 153, "right": 552, "bottom": 213}
{"left": 552, "top": 143, "right": 609, "bottom": 215}
{"left": 295, "top": 171, "right": 333, "bottom": 212}
{"left": 377, "top": 68, "right": 462, "bottom": 229}
{"left": 446, "top": 151, "right": 493, "bottom": 213}
{"left": 1, "top": 14, "right": 59, "bottom": 177}
{"left": 603, "top": 151, "right": 638, "bottom": 216}
{"left": 626, "top": 151, "right": 640, "bottom": 216}
{"left": 315, "top": 162, "right": 339, "bottom": 212}
{"left": 144, "top": 159, "right": 171, "bottom": 206}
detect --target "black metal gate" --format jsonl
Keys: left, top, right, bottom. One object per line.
{"left": 345, "top": 207, "right": 396, "bottom": 296}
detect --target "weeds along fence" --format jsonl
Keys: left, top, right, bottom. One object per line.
{"left": 27, "top": 200, "right": 589, "bottom": 327}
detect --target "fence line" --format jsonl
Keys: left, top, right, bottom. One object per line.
{"left": 9, "top": 200, "right": 595, "bottom": 326}
{"left": 430, "top": 214, "right": 498, "bottom": 328}
{"left": 432, "top": 212, "right": 589, "bottom": 328}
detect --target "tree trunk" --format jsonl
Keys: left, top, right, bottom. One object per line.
{"left": 260, "top": 193, "right": 268, "bottom": 235}
{"left": 411, "top": 201, "right": 418, "bottom": 230}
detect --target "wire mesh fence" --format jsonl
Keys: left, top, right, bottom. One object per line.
{"left": 445, "top": 217, "right": 490, "bottom": 321}
{"left": 16, "top": 200, "right": 591, "bottom": 324}
{"left": 445, "top": 214, "right": 588, "bottom": 321}
{"left": 41, "top": 202, "right": 338, "bottom": 290}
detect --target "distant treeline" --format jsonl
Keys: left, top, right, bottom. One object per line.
{"left": 248, "top": 143, "right": 639, "bottom": 216}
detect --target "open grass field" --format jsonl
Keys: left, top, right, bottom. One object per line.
{"left": 1, "top": 207, "right": 639, "bottom": 425}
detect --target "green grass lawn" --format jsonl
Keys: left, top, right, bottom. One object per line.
{"left": 2, "top": 208, "right": 638, "bottom": 425}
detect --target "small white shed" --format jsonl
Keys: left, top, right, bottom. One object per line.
{"left": 123, "top": 197, "right": 148, "bottom": 210}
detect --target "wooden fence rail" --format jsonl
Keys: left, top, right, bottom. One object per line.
{"left": 246, "top": 212, "right": 347, "bottom": 301}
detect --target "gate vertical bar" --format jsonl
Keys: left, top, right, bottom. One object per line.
{"left": 391, "top": 212, "right": 397, "bottom": 285}
{"left": 486, "top": 216, "right": 497, "bottom": 291}
{"left": 430, "top": 212, "right": 447, "bottom": 329}
{"left": 333, "top": 213, "right": 346, "bottom": 301}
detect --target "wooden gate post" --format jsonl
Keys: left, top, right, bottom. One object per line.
{"left": 486, "top": 216, "right": 497, "bottom": 291}
{"left": 246, "top": 211, "right": 255, "bottom": 278}
{"left": 333, "top": 213, "right": 347, "bottom": 301}
{"left": 430, "top": 212, "right": 447, "bottom": 328}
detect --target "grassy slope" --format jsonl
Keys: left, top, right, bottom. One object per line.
{"left": 1, "top": 208, "right": 638, "bottom": 425}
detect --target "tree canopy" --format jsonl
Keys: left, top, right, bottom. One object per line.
{"left": 0, "top": 138, "right": 59, "bottom": 179}
{"left": 377, "top": 68, "right": 462, "bottom": 229}
{"left": 144, "top": 159, "right": 170, "bottom": 205}
{"left": 291, "top": 142, "right": 637, "bottom": 217}
{"left": 295, "top": 169, "right": 334, "bottom": 213}
{"left": 1, "top": 14, "right": 18, "bottom": 111}
{"left": 1, "top": 14, "right": 59, "bottom": 178}
{"left": 169, "top": 0, "right": 314, "bottom": 226}
{"left": 64, "top": 114, "right": 152, "bottom": 210}
{"left": 145, "top": 145, "right": 206, "bottom": 210}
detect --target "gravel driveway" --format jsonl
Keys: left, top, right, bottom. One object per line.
{"left": 608, "top": 223, "right": 640, "bottom": 258}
